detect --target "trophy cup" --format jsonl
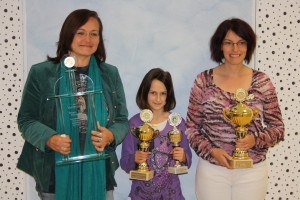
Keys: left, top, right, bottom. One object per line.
{"left": 47, "top": 55, "right": 109, "bottom": 166}
{"left": 168, "top": 113, "right": 188, "bottom": 174}
{"left": 223, "top": 88, "right": 260, "bottom": 169}
{"left": 130, "top": 109, "right": 160, "bottom": 181}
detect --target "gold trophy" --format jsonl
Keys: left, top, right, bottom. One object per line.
{"left": 168, "top": 113, "right": 188, "bottom": 174}
{"left": 223, "top": 88, "right": 260, "bottom": 169}
{"left": 130, "top": 109, "right": 160, "bottom": 181}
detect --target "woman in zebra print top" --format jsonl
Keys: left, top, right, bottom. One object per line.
{"left": 186, "top": 18, "right": 284, "bottom": 200}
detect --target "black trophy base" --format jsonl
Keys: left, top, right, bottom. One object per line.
{"left": 56, "top": 152, "right": 110, "bottom": 166}
{"left": 129, "top": 170, "right": 154, "bottom": 181}
{"left": 168, "top": 165, "right": 188, "bottom": 174}
{"left": 229, "top": 158, "right": 253, "bottom": 169}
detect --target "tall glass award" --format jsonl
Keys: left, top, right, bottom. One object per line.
{"left": 48, "top": 55, "right": 109, "bottom": 166}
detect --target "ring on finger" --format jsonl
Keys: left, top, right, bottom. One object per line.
{"left": 98, "top": 132, "right": 103, "bottom": 137}
{"left": 61, "top": 147, "right": 66, "bottom": 151}
{"left": 97, "top": 138, "right": 102, "bottom": 142}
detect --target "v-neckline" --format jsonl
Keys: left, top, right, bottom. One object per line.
{"left": 210, "top": 68, "right": 254, "bottom": 94}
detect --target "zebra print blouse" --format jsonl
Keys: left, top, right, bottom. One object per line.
{"left": 186, "top": 69, "right": 284, "bottom": 165}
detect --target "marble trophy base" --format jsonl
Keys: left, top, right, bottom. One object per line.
{"left": 229, "top": 158, "right": 253, "bottom": 169}
{"left": 130, "top": 170, "right": 154, "bottom": 181}
{"left": 168, "top": 165, "right": 188, "bottom": 174}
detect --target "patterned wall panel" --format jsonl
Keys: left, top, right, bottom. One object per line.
{"left": 256, "top": 0, "right": 299, "bottom": 199}
{"left": 0, "top": 0, "right": 26, "bottom": 199}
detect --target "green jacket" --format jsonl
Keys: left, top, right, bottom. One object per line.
{"left": 17, "top": 59, "right": 129, "bottom": 192}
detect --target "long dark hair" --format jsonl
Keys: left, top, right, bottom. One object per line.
{"left": 47, "top": 9, "right": 106, "bottom": 63}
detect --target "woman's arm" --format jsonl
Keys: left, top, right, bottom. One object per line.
{"left": 17, "top": 65, "right": 57, "bottom": 152}
{"left": 106, "top": 67, "right": 129, "bottom": 151}
{"left": 185, "top": 74, "right": 215, "bottom": 160}
{"left": 254, "top": 76, "right": 285, "bottom": 149}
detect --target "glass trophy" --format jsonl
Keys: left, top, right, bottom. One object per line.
{"left": 47, "top": 55, "right": 109, "bottom": 166}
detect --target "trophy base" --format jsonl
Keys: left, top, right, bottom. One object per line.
{"left": 129, "top": 170, "right": 154, "bottom": 181}
{"left": 168, "top": 166, "right": 188, "bottom": 174}
{"left": 229, "top": 158, "right": 253, "bottom": 169}
{"left": 56, "top": 152, "right": 110, "bottom": 166}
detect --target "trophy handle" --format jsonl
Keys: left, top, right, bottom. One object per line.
{"left": 130, "top": 127, "right": 137, "bottom": 137}
{"left": 252, "top": 108, "right": 260, "bottom": 120}
{"left": 152, "top": 130, "right": 160, "bottom": 140}
{"left": 223, "top": 109, "right": 232, "bottom": 122}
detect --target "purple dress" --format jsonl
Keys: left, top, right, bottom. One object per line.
{"left": 120, "top": 113, "right": 192, "bottom": 200}
{"left": 186, "top": 69, "right": 284, "bottom": 165}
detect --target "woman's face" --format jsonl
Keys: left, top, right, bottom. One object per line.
{"left": 221, "top": 30, "right": 247, "bottom": 65}
{"left": 70, "top": 17, "right": 100, "bottom": 61}
{"left": 147, "top": 79, "right": 167, "bottom": 113}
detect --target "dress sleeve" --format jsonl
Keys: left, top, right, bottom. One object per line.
{"left": 254, "top": 76, "right": 285, "bottom": 149}
{"left": 185, "top": 73, "right": 215, "bottom": 160}
{"left": 120, "top": 118, "right": 139, "bottom": 173}
{"left": 178, "top": 120, "right": 192, "bottom": 168}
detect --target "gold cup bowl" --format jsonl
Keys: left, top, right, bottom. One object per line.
{"left": 224, "top": 103, "right": 260, "bottom": 139}
{"left": 168, "top": 128, "right": 182, "bottom": 146}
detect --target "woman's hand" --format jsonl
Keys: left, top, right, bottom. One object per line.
{"left": 171, "top": 147, "right": 186, "bottom": 163}
{"left": 91, "top": 122, "right": 114, "bottom": 152}
{"left": 134, "top": 150, "right": 151, "bottom": 164}
{"left": 46, "top": 134, "right": 71, "bottom": 155}
{"left": 211, "top": 148, "right": 233, "bottom": 169}
{"left": 235, "top": 134, "right": 255, "bottom": 151}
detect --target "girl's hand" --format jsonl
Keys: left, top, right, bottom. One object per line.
{"left": 91, "top": 122, "right": 114, "bottom": 152}
{"left": 171, "top": 147, "right": 186, "bottom": 163}
{"left": 134, "top": 150, "right": 151, "bottom": 164}
{"left": 211, "top": 148, "right": 233, "bottom": 169}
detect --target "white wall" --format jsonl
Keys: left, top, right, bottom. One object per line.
{"left": 0, "top": 0, "right": 298, "bottom": 199}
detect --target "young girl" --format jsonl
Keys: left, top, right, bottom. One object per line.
{"left": 120, "top": 68, "right": 192, "bottom": 199}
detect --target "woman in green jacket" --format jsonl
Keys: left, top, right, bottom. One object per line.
{"left": 17, "top": 9, "right": 129, "bottom": 200}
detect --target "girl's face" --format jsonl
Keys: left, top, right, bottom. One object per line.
{"left": 221, "top": 29, "right": 247, "bottom": 65}
{"left": 70, "top": 17, "right": 100, "bottom": 61}
{"left": 147, "top": 79, "right": 167, "bottom": 113}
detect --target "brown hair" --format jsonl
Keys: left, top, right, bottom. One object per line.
{"left": 136, "top": 68, "right": 176, "bottom": 112}
{"left": 47, "top": 9, "right": 106, "bottom": 63}
{"left": 210, "top": 18, "right": 256, "bottom": 64}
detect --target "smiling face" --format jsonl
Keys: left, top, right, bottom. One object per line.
{"left": 147, "top": 79, "right": 167, "bottom": 113}
{"left": 70, "top": 17, "right": 100, "bottom": 62}
{"left": 221, "top": 30, "right": 247, "bottom": 66}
